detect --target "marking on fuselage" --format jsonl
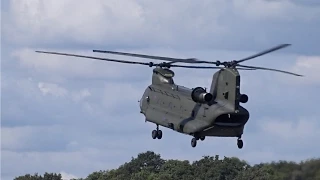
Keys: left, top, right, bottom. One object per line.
{"left": 203, "top": 126, "right": 214, "bottom": 132}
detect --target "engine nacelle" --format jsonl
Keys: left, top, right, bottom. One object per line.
{"left": 239, "top": 94, "right": 248, "bottom": 103}
{"left": 191, "top": 87, "right": 213, "bottom": 103}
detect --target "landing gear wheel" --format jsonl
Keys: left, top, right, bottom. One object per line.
{"left": 152, "top": 130, "right": 158, "bottom": 139}
{"left": 191, "top": 138, "right": 197, "bottom": 148}
{"left": 237, "top": 139, "right": 243, "bottom": 149}
{"left": 157, "top": 130, "right": 162, "bottom": 139}
{"left": 200, "top": 136, "right": 205, "bottom": 141}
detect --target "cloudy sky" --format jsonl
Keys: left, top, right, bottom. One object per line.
{"left": 1, "top": 0, "right": 320, "bottom": 179}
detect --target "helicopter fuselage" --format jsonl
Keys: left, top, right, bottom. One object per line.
{"left": 139, "top": 67, "right": 249, "bottom": 140}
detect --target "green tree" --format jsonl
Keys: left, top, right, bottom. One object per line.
{"left": 158, "top": 160, "right": 194, "bottom": 180}
{"left": 14, "top": 173, "right": 62, "bottom": 180}
{"left": 235, "top": 165, "right": 276, "bottom": 180}
{"left": 13, "top": 152, "right": 320, "bottom": 180}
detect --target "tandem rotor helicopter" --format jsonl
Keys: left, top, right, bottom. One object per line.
{"left": 35, "top": 44, "right": 302, "bottom": 149}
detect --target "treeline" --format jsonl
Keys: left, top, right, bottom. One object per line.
{"left": 15, "top": 151, "right": 320, "bottom": 180}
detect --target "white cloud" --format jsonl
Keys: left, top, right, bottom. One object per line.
{"left": 11, "top": 48, "right": 150, "bottom": 81}
{"left": 233, "top": 0, "right": 292, "bottom": 20}
{"left": 292, "top": 56, "right": 320, "bottom": 83}
{"left": 38, "top": 82, "right": 68, "bottom": 97}
{"left": 3, "top": 0, "right": 319, "bottom": 53}
{"left": 260, "top": 117, "right": 320, "bottom": 140}
{"left": 5, "top": 0, "right": 144, "bottom": 44}
{"left": 1, "top": 127, "right": 32, "bottom": 150}
{"left": 37, "top": 81, "right": 91, "bottom": 101}
{"left": 101, "top": 82, "right": 145, "bottom": 108}
{"left": 1, "top": 0, "right": 221, "bottom": 46}
{"left": 233, "top": 0, "right": 319, "bottom": 21}
{"left": 274, "top": 55, "right": 320, "bottom": 85}
{"left": 71, "top": 89, "right": 91, "bottom": 102}
{"left": 1, "top": 125, "right": 67, "bottom": 151}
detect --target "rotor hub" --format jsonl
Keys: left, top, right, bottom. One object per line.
{"left": 158, "top": 62, "right": 171, "bottom": 68}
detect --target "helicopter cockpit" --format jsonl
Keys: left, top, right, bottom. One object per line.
{"left": 152, "top": 68, "right": 175, "bottom": 85}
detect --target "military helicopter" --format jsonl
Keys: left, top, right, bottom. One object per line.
{"left": 35, "top": 44, "right": 302, "bottom": 149}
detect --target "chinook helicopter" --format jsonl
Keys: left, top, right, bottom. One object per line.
{"left": 35, "top": 44, "right": 302, "bottom": 149}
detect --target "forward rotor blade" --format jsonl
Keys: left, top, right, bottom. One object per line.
{"left": 35, "top": 51, "right": 153, "bottom": 66}
{"left": 169, "top": 64, "right": 222, "bottom": 69}
{"left": 92, "top": 49, "right": 203, "bottom": 64}
{"left": 237, "top": 64, "right": 303, "bottom": 76}
{"left": 235, "top": 44, "right": 291, "bottom": 64}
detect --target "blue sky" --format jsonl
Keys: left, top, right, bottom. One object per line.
{"left": 1, "top": 0, "right": 320, "bottom": 179}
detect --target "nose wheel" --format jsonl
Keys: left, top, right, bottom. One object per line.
{"left": 237, "top": 138, "right": 243, "bottom": 149}
{"left": 151, "top": 125, "right": 162, "bottom": 139}
{"left": 191, "top": 137, "right": 197, "bottom": 147}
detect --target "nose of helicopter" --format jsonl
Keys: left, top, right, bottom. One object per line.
{"left": 139, "top": 88, "right": 150, "bottom": 114}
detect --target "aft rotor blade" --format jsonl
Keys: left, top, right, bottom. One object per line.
{"left": 235, "top": 44, "right": 291, "bottom": 64}
{"left": 169, "top": 65, "right": 255, "bottom": 70}
{"left": 237, "top": 64, "right": 303, "bottom": 76}
{"left": 237, "top": 68, "right": 257, "bottom": 70}
{"left": 35, "top": 51, "right": 153, "bottom": 66}
{"left": 92, "top": 49, "right": 203, "bottom": 64}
